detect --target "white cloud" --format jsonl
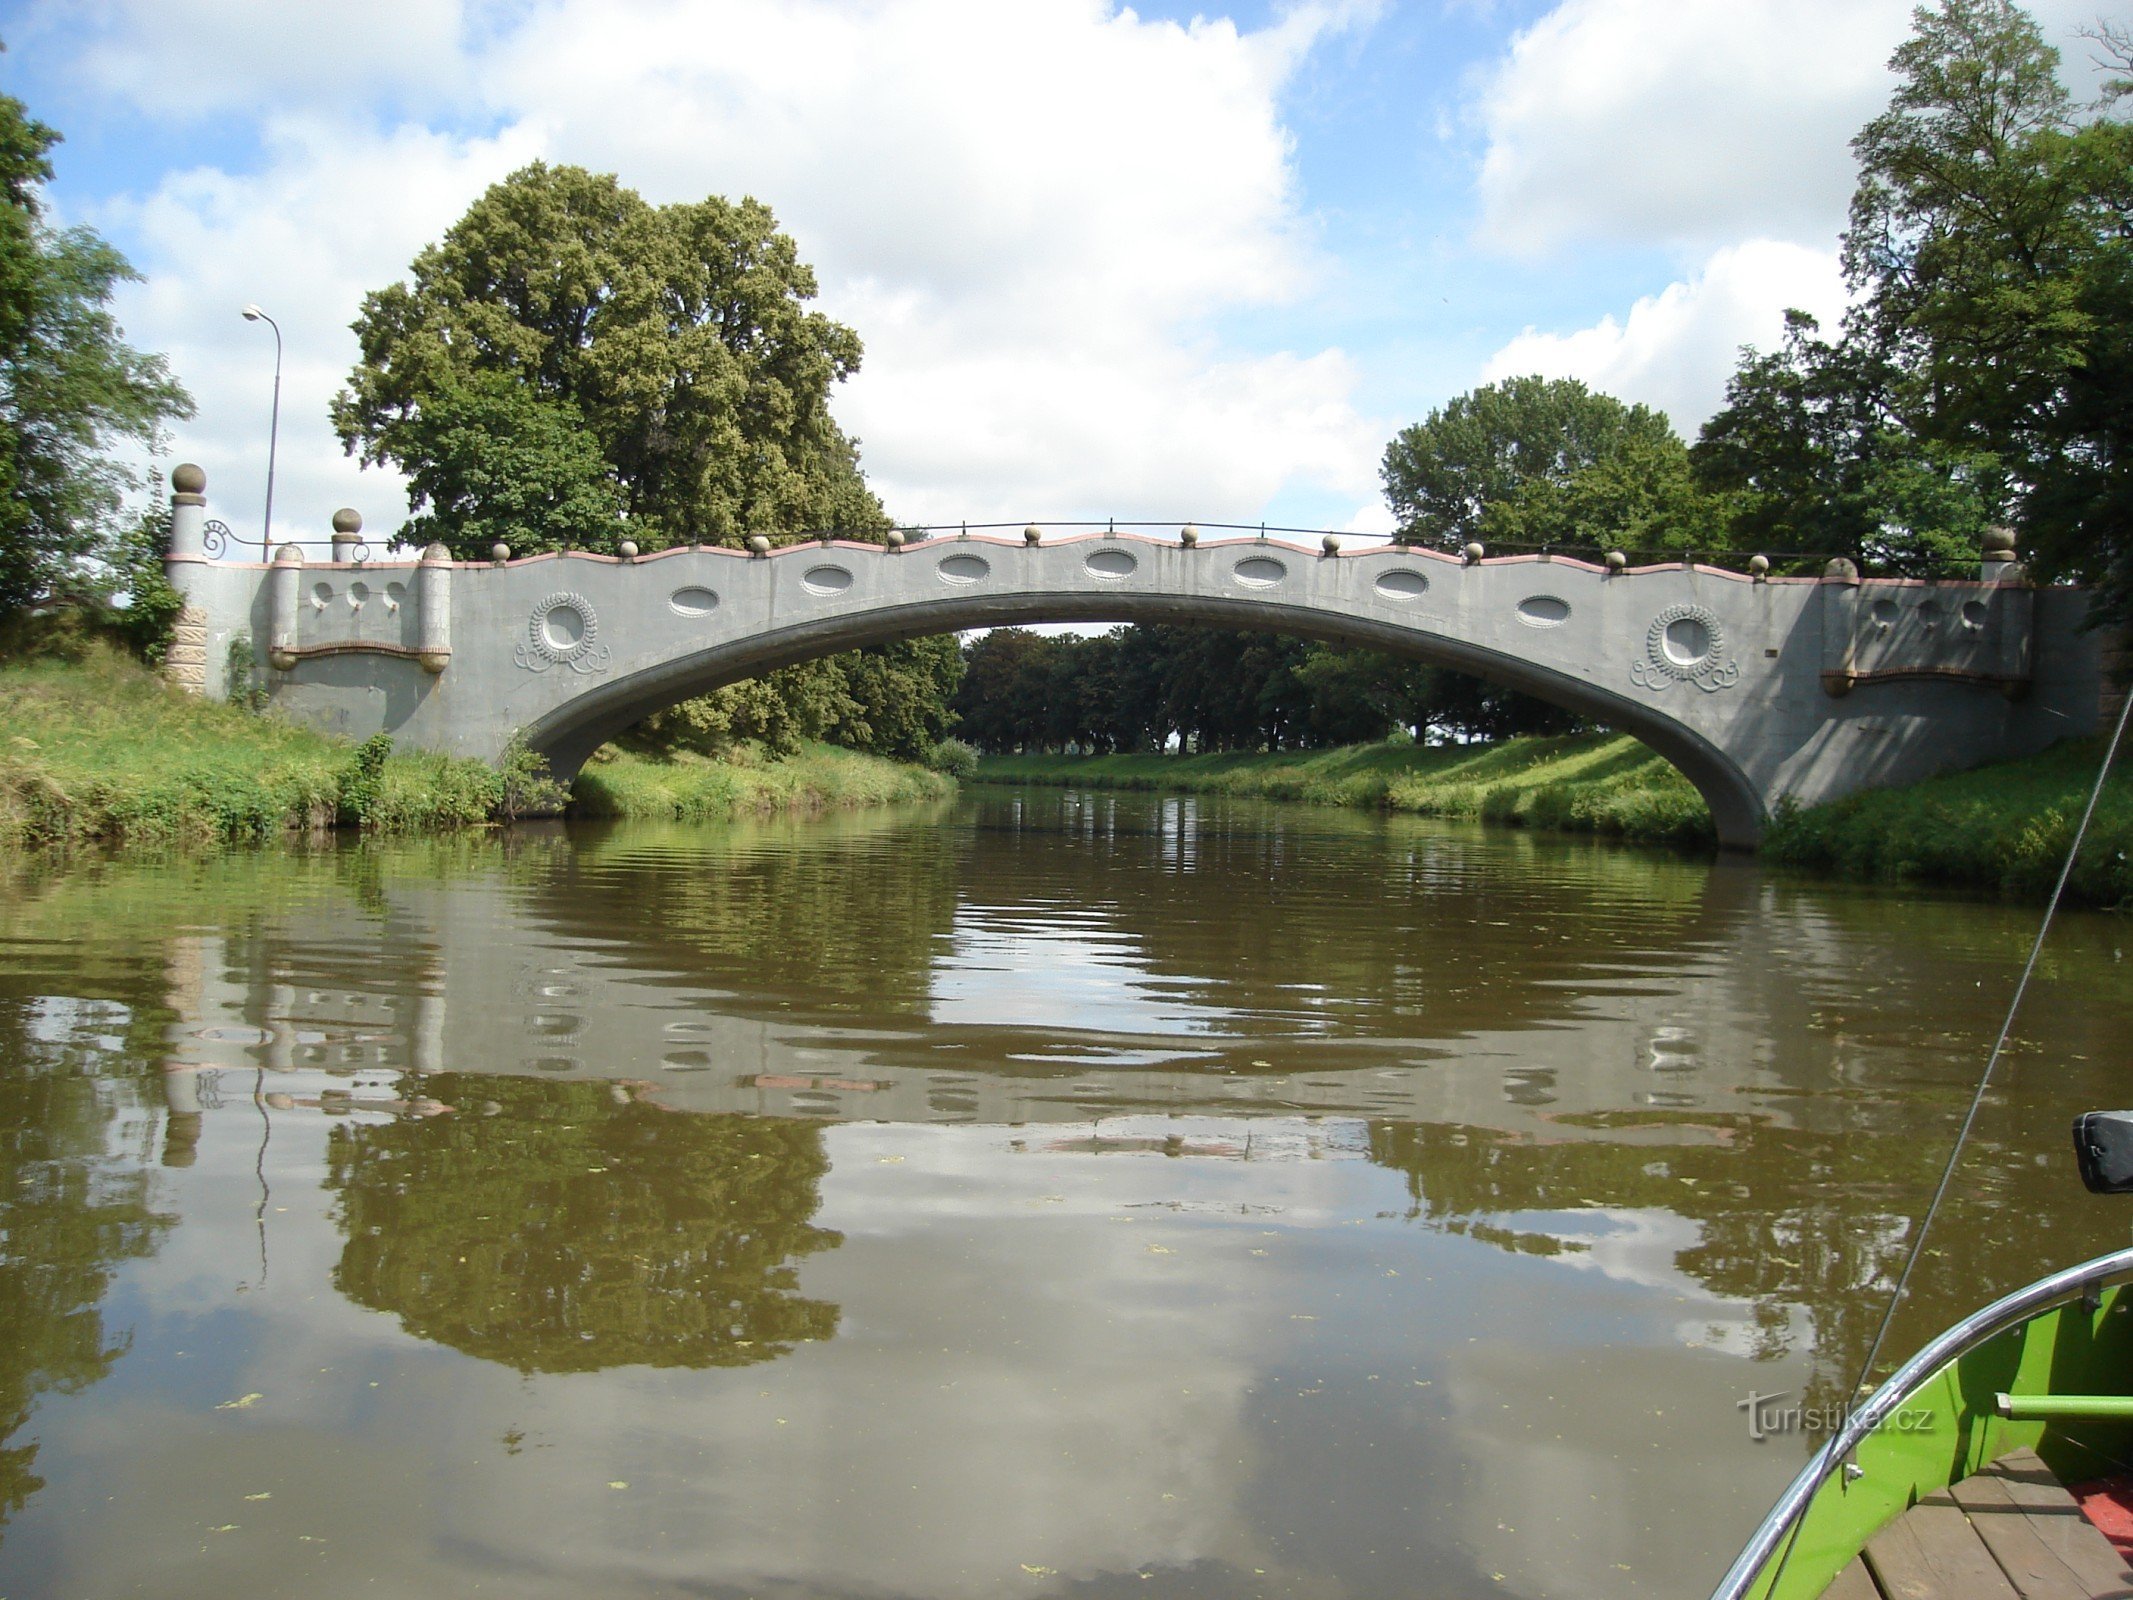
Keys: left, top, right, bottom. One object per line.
{"left": 1480, "top": 239, "right": 1846, "bottom": 431}
{"left": 1472, "top": 0, "right": 1911, "bottom": 254}
{"left": 1470, "top": 0, "right": 2123, "bottom": 258}
{"left": 67, "top": 0, "right": 1389, "bottom": 543}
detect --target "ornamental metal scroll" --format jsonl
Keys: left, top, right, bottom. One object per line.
{"left": 514, "top": 592, "right": 611, "bottom": 676}
{"left": 1629, "top": 603, "right": 1740, "bottom": 694}
{"left": 202, "top": 519, "right": 233, "bottom": 559}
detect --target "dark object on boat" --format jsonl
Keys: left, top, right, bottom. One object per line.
{"left": 2072, "top": 1112, "right": 2133, "bottom": 1195}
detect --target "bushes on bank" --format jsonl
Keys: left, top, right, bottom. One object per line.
{"left": 571, "top": 743, "right": 953, "bottom": 821}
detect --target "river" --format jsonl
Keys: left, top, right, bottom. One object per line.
{"left": 0, "top": 788, "right": 2127, "bottom": 1599}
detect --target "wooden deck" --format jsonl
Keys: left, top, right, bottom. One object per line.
{"left": 1831, "top": 1449, "right": 2133, "bottom": 1599}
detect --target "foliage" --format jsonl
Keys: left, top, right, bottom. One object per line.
{"left": 1380, "top": 375, "right": 1718, "bottom": 554}
{"left": 924, "top": 736, "right": 979, "bottom": 779}
{"left": 327, "top": 1081, "right": 842, "bottom": 1374}
{"left": 1763, "top": 734, "right": 2132, "bottom": 905}
{"left": 571, "top": 741, "right": 953, "bottom": 822}
{"left": 952, "top": 624, "right": 1576, "bottom": 755}
{"left": 1692, "top": 312, "right": 1994, "bottom": 571}
{"left": 335, "top": 733, "right": 394, "bottom": 825}
{"left": 102, "top": 490, "right": 184, "bottom": 665}
{"left": 222, "top": 632, "right": 267, "bottom": 711}
{"left": 334, "top": 161, "right": 885, "bottom": 558}
{"left": 975, "top": 733, "right": 1714, "bottom": 848}
{"left": 494, "top": 733, "right": 570, "bottom": 820}
{"left": 628, "top": 638, "right": 962, "bottom": 763}
{"left": 1699, "top": 0, "right": 2133, "bottom": 610}
{"left": 0, "top": 70, "right": 192, "bottom": 616}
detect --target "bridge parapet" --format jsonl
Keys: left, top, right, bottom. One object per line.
{"left": 159, "top": 469, "right": 2105, "bottom": 849}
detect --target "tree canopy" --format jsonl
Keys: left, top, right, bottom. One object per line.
{"left": 1694, "top": 0, "right": 2133, "bottom": 605}
{"left": 0, "top": 65, "right": 192, "bottom": 615}
{"left": 1380, "top": 375, "right": 1712, "bottom": 555}
{"left": 334, "top": 162, "right": 885, "bottom": 557}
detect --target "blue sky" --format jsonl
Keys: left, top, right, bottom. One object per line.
{"left": 0, "top": 0, "right": 2117, "bottom": 545}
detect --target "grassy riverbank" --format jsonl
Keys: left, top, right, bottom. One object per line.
{"left": 974, "top": 735, "right": 1714, "bottom": 846}
{"left": 1762, "top": 735, "right": 2132, "bottom": 905}
{"left": 571, "top": 743, "right": 954, "bottom": 820}
{"left": 0, "top": 642, "right": 950, "bottom": 849}
{"left": 978, "top": 733, "right": 2133, "bottom": 905}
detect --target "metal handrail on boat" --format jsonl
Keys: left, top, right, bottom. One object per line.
{"left": 1708, "top": 1243, "right": 2133, "bottom": 1600}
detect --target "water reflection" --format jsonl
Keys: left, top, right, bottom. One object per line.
{"left": 0, "top": 793, "right": 2130, "bottom": 1599}
{"left": 0, "top": 994, "right": 171, "bottom": 1531}
{"left": 327, "top": 1077, "right": 840, "bottom": 1373}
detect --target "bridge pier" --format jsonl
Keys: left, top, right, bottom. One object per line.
{"left": 161, "top": 471, "right": 2107, "bottom": 849}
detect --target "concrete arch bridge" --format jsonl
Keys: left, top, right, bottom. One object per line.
{"left": 161, "top": 472, "right": 2109, "bottom": 849}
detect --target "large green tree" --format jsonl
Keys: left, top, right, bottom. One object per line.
{"left": 1838, "top": 0, "right": 2133, "bottom": 609}
{"left": 0, "top": 67, "right": 192, "bottom": 615}
{"left": 1380, "top": 375, "right": 1714, "bottom": 554}
{"left": 1692, "top": 311, "right": 1996, "bottom": 572}
{"left": 334, "top": 162, "right": 885, "bottom": 556}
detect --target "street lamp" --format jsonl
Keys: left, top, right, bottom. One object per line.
{"left": 241, "top": 304, "right": 281, "bottom": 559}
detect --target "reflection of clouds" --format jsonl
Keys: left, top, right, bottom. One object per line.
{"left": 930, "top": 902, "right": 1225, "bottom": 1047}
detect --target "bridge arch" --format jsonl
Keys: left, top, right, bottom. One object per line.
{"left": 516, "top": 567, "right": 1769, "bottom": 848}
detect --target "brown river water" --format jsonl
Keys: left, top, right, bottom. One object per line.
{"left": 0, "top": 787, "right": 2128, "bottom": 1600}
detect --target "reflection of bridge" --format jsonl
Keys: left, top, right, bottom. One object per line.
{"left": 162, "top": 468, "right": 2107, "bottom": 846}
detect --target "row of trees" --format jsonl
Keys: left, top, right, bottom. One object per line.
{"left": 1385, "top": 0, "right": 2133, "bottom": 615}
{"left": 952, "top": 626, "right": 1575, "bottom": 755}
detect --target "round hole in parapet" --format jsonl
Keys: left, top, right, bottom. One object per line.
{"left": 1961, "top": 600, "right": 1989, "bottom": 629}
{"left": 312, "top": 581, "right": 334, "bottom": 606}
{"left": 1374, "top": 568, "right": 1429, "bottom": 601}
{"left": 541, "top": 605, "right": 584, "bottom": 650}
{"left": 1871, "top": 599, "right": 1900, "bottom": 624}
{"left": 802, "top": 564, "right": 853, "bottom": 596}
{"left": 1085, "top": 547, "right": 1138, "bottom": 579}
{"left": 384, "top": 582, "right": 407, "bottom": 608}
{"left": 1916, "top": 599, "right": 1942, "bottom": 628}
{"left": 1662, "top": 614, "right": 1711, "bottom": 665}
{"left": 347, "top": 581, "right": 370, "bottom": 608}
{"left": 1232, "top": 556, "right": 1287, "bottom": 588}
{"left": 938, "top": 553, "right": 992, "bottom": 585}
{"left": 1517, "top": 594, "right": 1571, "bottom": 627}
{"left": 669, "top": 586, "right": 719, "bottom": 617}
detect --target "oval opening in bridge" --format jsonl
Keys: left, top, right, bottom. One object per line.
{"left": 1871, "top": 598, "right": 1900, "bottom": 625}
{"left": 1517, "top": 594, "right": 1570, "bottom": 627}
{"left": 669, "top": 586, "right": 719, "bottom": 617}
{"left": 1085, "top": 548, "right": 1138, "bottom": 579}
{"left": 1232, "top": 556, "right": 1287, "bottom": 588}
{"left": 938, "top": 554, "right": 992, "bottom": 585}
{"left": 1662, "top": 614, "right": 1710, "bottom": 665}
{"left": 1962, "top": 600, "right": 1989, "bottom": 629}
{"left": 802, "top": 565, "right": 854, "bottom": 596}
{"left": 1374, "top": 568, "right": 1429, "bottom": 601}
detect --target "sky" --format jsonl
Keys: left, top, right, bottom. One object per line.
{"left": 0, "top": 0, "right": 2121, "bottom": 548}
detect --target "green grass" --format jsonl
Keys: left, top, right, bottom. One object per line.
{"left": 1762, "top": 734, "right": 2132, "bottom": 906}
{"left": 0, "top": 642, "right": 952, "bottom": 849}
{"left": 975, "top": 734, "right": 1714, "bottom": 847}
{"left": 0, "top": 642, "right": 508, "bottom": 847}
{"left": 567, "top": 742, "right": 955, "bottom": 821}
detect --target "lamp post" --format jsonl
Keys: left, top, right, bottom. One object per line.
{"left": 241, "top": 304, "right": 281, "bottom": 559}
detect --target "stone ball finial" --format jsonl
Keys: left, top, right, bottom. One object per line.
{"left": 1605, "top": 550, "right": 1627, "bottom": 573}
{"left": 331, "top": 507, "right": 362, "bottom": 535}
{"left": 1178, "top": 524, "right": 1198, "bottom": 548}
{"left": 491, "top": 541, "right": 511, "bottom": 563}
{"left": 1463, "top": 541, "right": 1484, "bottom": 565}
{"left": 884, "top": 530, "right": 906, "bottom": 550}
{"left": 1322, "top": 534, "right": 1340, "bottom": 556}
{"left": 171, "top": 462, "right": 206, "bottom": 495}
{"left": 421, "top": 542, "right": 451, "bottom": 563}
{"left": 1982, "top": 525, "right": 2018, "bottom": 561}
{"left": 618, "top": 539, "right": 639, "bottom": 560}
{"left": 1749, "top": 553, "right": 1771, "bottom": 579}
{"left": 746, "top": 534, "right": 772, "bottom": 556}
{"left": 1024, "top": 524, "right": 1042, "bottom": 546}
